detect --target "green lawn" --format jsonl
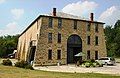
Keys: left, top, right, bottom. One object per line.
{"left": 0, "top": 65, "right": 120, "bottom": 78}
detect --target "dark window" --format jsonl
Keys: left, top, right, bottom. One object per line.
{"left": 95, "top": 23, "right": 98, "bottom": 32}
{"left": 87, "top": 22, "right": 91, "bottom": 31}
{"left": 49, "top": 18, "right": 53, "bottom": 28}
{"left": 95, "top": 51, "right": 98, "bottom": 60}
{"left": 87, "top": 36, "right": 90, "bottom": 45}
{"left": 48, "top": 50, "right": 52, "bottom": 60}
{"left": 48, "top": 33, "right": 52, "bottom": 43}
{"left": 58, "top": 18, "right": 62, "bottom": 28}
{"left": 74, "top": 20, "right": 77, "bottom": 29}
{"left": 57, "top": 50, "right": 61, "bottom": 59}
{"left": 37, "top": 20, "right": 39, "bottom": 29}
{"left": 95, "top": 36, "right": 98, "bottom": 45}
{"left": 58, "top": 33, "right": 61, "bottom": 43}
{"left": 87, "top": 50, "right": 90, "bottom": 60}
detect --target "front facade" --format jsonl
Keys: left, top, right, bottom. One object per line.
{"left": 17, "top": 8, "right": 107, "bottom": 66}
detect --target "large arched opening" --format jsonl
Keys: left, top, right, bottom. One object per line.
{"left": 67, "top": 34, "right": 82, "bottom": 64}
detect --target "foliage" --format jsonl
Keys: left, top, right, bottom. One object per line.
{"left": 105, "top": 20, "right": 120, "bottom": 57}
{"left": 15, "top": 60, "right": 34, "bottom": 70}
{"left": 0, "top": 35, "right": 19, "bottom": 58}
{"left": 81, "top": 59, "right": 103, "bottom": 67}
{"left": 2, "top": 59, "right": 12, "bottom": 66}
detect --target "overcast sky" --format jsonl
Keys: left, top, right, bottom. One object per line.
{"left": 0, "top": 0, "right": 120, "bottom": 36}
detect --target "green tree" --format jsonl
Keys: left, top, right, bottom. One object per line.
{"left": 0, "top": 34, "right": 19, "bottom": 57}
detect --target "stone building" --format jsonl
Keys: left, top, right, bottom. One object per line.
{"left": 17, "top": 8, "right": 106, "bottom": 66}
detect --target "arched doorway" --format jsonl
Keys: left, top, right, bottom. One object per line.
{"left": 67, "top": 34, "right": 82, "bottom": 64}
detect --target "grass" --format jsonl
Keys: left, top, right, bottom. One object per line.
{"left": 0, "top": 65, "right": 120, "bottom": 78}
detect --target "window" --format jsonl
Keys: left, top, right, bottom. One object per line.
{"left": 58, "top": 33, "right": 61, "bottom": 43}
{"left": 95, "top": 36, "right": 98, "bottom": 45}
{"left": 87, "top": 22, "right": 91, "bottom": 31}
{"left": 58, "top": 18, "right": 62, "bottom": 28}
{"left": 95, "top": 51, "right": 98, "bottom": 60}
{"left": 49, "top": 18, "right": 53, "bottom": 28}
{"left": 87, "top": 36, "right": 90, "bottom": 45}
{"left": 48, "top": 33, "right": 52, "bottom": 43}
{"left": 74, "top": 20, "right": 77, "bottom": 29}
{"left": 57, "top": 50, "right": 61, "bottom": 59}
{"left": 48, "top": 50, "right": 52, "bottom": 60}
{"left": 95, "top": 23, "right": 98, "bottom": 32}
{"left": 87, "top": 50, "right": 90, "bottom": 60}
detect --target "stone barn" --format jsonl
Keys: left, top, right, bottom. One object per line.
{"left": 17, "top": 8, "right": 106, "bottom": 66}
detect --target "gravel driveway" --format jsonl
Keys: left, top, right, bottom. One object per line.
{"left": 34, "top": 63, "right": 120, "bottom": 75}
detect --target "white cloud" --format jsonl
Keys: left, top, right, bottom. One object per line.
{"left": 98, "top": 6, "right": 120, "bottom": 26}
{"left": 0, "top": 0, "right": 5, "bottom": 4}
{"left": 11, "top": 8, "right": 24, "bottom": 20}
{"left": 0, "top": 22, "right": 18, "bottom": 36}
{"left": 62, "top": 1, "right": 98, "bottom": 17}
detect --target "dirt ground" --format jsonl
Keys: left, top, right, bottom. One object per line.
{"left": 34, "top": 63, "right": 120, "bottom": 75}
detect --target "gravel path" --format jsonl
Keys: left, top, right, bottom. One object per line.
{"left": 34, "top": 63, "right": 120, "bottom": 75}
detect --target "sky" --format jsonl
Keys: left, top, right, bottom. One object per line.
{"left": 0, "top": 0, "right": 120, "bottom": 36}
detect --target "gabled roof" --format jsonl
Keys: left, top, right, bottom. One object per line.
{"left": 19, "top": 15, "right": 105, "bottom": 37}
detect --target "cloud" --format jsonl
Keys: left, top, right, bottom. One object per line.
{"left": 0, "top": 22, "right": 18, "bottom": 36}
{"left": 11, "top": 8, "right": 24, "bottom": 20}
{"left": 62, "top": 1, "right": 98, "bottom": 17}
{"left": 98, "top": 6, "right": 120, "bottom": 26}
{"left": 0, "top": 0, "right": 5, "bottom": 4}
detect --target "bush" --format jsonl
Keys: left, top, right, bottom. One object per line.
{"left": 15, "top": 60, "right": 28, "bottom": 68}
{"left": 85, "top": 62, "right": 90, "bottom": 67}
{"left": 2, "top": 59, "right": 12, "bottom": 66}
{"left": 15, "top": 60, "right": 34, "bottom": 70}
{"left": 25, "top": 64, "right": 34, "bottom": 70}
{"left": 81, "top": 59, "right": 103, "bottom": 67}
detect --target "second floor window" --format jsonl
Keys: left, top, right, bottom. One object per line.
{"left": 48, "top": 33, "right": 52, "bottom": 43}
{"left": 58, "top": 18, "right": 62, "bottom": 28}
{"left": 95, "top": 36, "right": 98, "bottom": 45}
{"left": 49, "top": 18, "right": 53, "bottom": 28}
{"left": 58, "top": 33, "right": 61, "bottom": 43}
{"left": 87, "top": 36, "right": 90, "bottom": 45}
{"left": 74, "top": 20, "right": 77, "bottom": 29}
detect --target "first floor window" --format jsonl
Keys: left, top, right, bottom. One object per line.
{"left": 87, "top": 50, "right": 90, "bottom": 60}
{"left": 57, "top": 50, "right": 61, "bottom": 59}
{"left": 95, "top": 51, "right": 98, "bottom": 60}
{"left": 48, "top": 50, "right": 52, "bottom": 60}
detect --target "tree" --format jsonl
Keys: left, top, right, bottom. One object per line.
{"left": 105, "top": 20, "right": 120, "bottom": 57}
{"left": 0, "top": 34, "right": 19, "bottom": 57}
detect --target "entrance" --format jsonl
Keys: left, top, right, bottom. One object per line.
{"left": 67, "top": 34, "right": 82, "bottom": 64}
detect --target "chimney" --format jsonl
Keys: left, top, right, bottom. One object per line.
{"left": 90, "top": 13, "right": 94, "bottom": 21}
{"left": 53, "top": 8, "right": 56, "bottom": 16}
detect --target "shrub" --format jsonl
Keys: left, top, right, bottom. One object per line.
{"left": 25, "top": 64, "right": 34, "bottom": 70}
{"left": 90, "top": 59, "right": 95, "bottom": 63}
{"left": 15, "top": 60, "right": 34, "bottom": 70}
{"left": 2, "top": 59, "right": 12, "bottom": 66}
{"left": 85, "top": 62, "right": 90, "bottom": 67}
{"left": 15, "top": 60, "right": 28, "bottom": 68}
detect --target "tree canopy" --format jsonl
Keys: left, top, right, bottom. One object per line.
{"left": 0, "top": 35, "right": 19, "bottom": 57}
{"left": 105, "top": 20, "right": 120, "bottom": 57}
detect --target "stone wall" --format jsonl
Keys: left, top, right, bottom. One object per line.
{"left": 33, "top": 16, "right": 107, "bottom": 66}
